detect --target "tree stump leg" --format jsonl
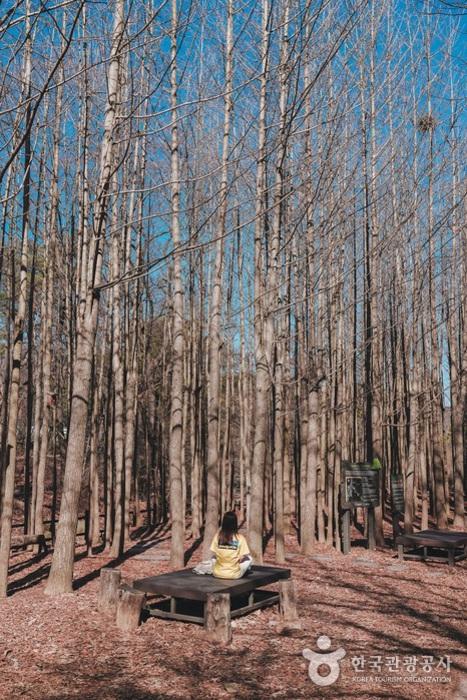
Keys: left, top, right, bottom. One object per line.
{"left": 98, "top": 568, "right": 121, "bottom": 616}
{"left": 279, "top": 579, "right": 300, "bottom": 627}
{"left": 204, "top": 593, "right": 231, "bottom": 644}
{"left": 116, "top": 585, "right": 146, "bottom": 631}
{"left": 397, "top": 544, "right": 404, "bottom": 561}
{"left": 448, "top": 549, "right": 454, "bottom": 567}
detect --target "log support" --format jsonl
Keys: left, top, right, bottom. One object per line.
{"left": 279, "top": 578, "right": 300, "bottom": 626}
{"left": 204, "top": 592, "right": 231, "bottom": 644}
{"left": 116, "top": 584, "right": 146, "bottom": 631}
{"left": 98, "top": 567, "right": 121, "bottom": 616}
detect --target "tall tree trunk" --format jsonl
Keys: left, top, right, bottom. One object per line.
{"left": 168, "top": 0, "right": 186, "bottom": 568}
{"left": 0, "top": 1, "right": 32, "bottom": 597}
{"left": 34, "top": 31, "right": 64, "bottom": 545}
{"left": 45, "top": 0, "right": 125, "bottom": 594}
{"left": 302, "top": 372, "right": 319, "bottom": 554}
{"left": 249, "top": 0, "right": 270, "bottom": 563}
{"left": 110, "top": 187, "right": 125, "bottom": 558}
{"left": 203, "top": 0, "right": 233, "bottom": 557}
{"left": 448, "top": 57, "right": 465, "bottom": 529}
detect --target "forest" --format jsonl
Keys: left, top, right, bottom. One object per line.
{"left": 0, "top": 0, "right": 465, "bottom": 697}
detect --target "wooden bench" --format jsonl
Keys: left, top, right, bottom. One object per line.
{"left": 133, "top": 565, "right": 298, "bottom": 642}
{"left": 11, "top": 534, "right": 48, "bottom": 553}
{"left": 396, "top": 529, "right": 467, "bottom": 566}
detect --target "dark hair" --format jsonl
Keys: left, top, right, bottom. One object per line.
{"left": 218, "top": 511, "right": 238, "bottom": 545}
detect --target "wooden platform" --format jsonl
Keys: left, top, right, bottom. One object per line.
{"left": 134, "top": 565, "right": 290, "bottom": 601}
{"left": 133, "top": 565, "right": 292, "bottom": 626}
{"left": 396, "top": 529, "right": 467, "bottom": 566}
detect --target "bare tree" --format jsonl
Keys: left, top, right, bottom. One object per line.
{"left": 45, "top": 0, "right": 126, "bottom": 594}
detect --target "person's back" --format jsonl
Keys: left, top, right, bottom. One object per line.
{"left": 210, "top": 511, "right": 252, "bottom": 579}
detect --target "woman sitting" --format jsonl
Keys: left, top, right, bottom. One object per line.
{"left": 209, "top": 511, "right": 252, "bottom": 579}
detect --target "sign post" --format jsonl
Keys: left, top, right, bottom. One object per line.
{"left": 340, "top": 462, "right": 381, "bottom": 554}
{"left": 391, "top": 474, "right": 405, "bottom": 545}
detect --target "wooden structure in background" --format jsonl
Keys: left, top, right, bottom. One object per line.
{"left": 396, "top": 530, "right": 467, "bottom": 566}
{"left": 10, "top": 534, "right": 48, "bottom": 553}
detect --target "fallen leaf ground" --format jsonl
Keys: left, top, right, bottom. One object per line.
{"left": 1, "top": 523, "right": 466, "bottom": 700}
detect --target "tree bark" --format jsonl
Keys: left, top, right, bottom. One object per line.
{"left": 0, "top": 1, "right": 32, "bottom": 597}
{"left": 98, "top": 567, "right": 121, "bottom": 616}
{"left": 45, "top": 0, "right": 125, "bottom": 594}
{"left": 203, "top": 0, "right": 234, "bottom": 557}
{"left": 249, "top": 0, "right": 270, "bottom": 564}
{"left": 168, "top": 0, "right": 186, "bottom": 568}
{"left": 205, "top": 593, "right": 231, "bottom": 644}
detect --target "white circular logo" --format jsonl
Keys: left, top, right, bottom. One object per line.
{"left": 303, "top": 636, "right": 346, "bottom": 687}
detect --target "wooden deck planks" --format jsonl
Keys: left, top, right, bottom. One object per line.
{"left": 133, "top": 565, "right": 291, "bottom": 601}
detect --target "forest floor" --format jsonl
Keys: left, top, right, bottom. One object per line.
{"left": 1, "top": 522, "right": 466, "bottom": 700}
